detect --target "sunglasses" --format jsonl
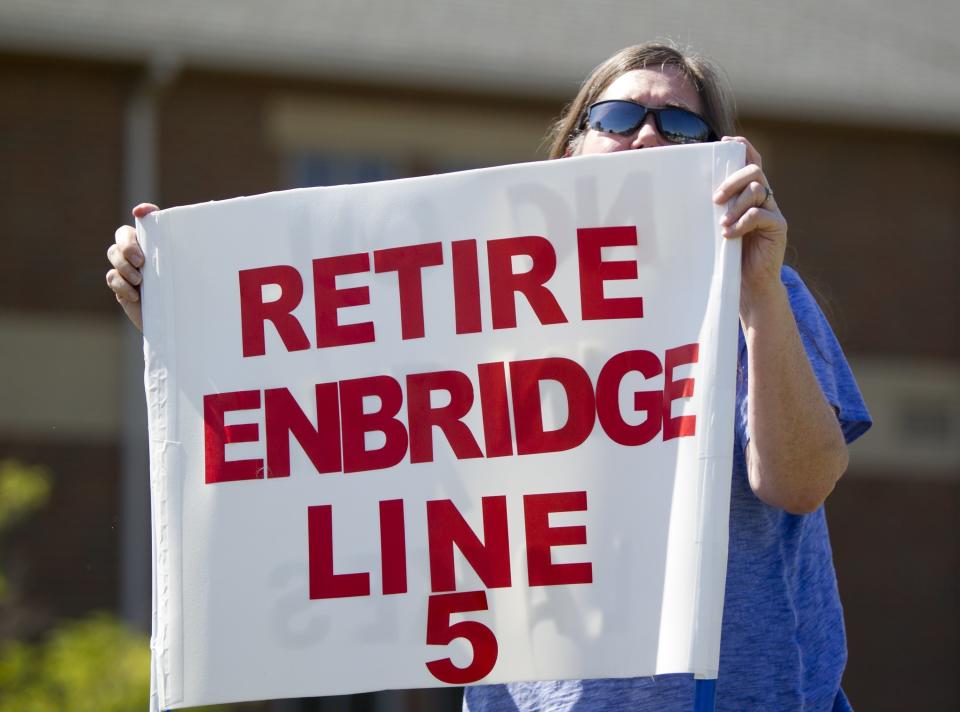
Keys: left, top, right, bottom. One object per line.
{"left": 582, "top": 99, "right": 716, "bottom": 145}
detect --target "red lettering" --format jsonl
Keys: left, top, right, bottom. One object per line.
{"left": 308, "top": 504, "right": 370, "bottom": 599}
{"left": 426, "top": 591, "right": 498, "bottom": 684}
{"left": 339, "top": 376, "right": 409, "bottom": 473}
{"left": 595, "top": 350, "right": 663, "bottom": 446}
{"left": 524, "top": 491, "right": 592, "bottom": 586}
{"left": 407, "top": 371, "right": 483, "bottom": 463}
{"left": 204, "top": 390, "right": 263, "bottom": 484}
{"left": 313, "top": 253, "right": 375, "bottom": 348}
{"left": 577, "top": 226, "right": 644, "bottom": 320}
{"left": 205, "top": 342, "right": 699, "bottom": 483}
{"left": 379, "top": 499, "right": 407, "bottom": 595}
{"left": 477, "top": 362, "right": 513, "bottom": 457}
{"left": 452, "top": 239, "right": 482, "bottom": 334}
{"left": 510, "top": 358, "right": 596, "bottom": 455}
{"left": 373, "top": 242, "right": 444, "bottom": 340}
{"left": 264, "top": 385, "right": 342, "bottom": 477}
{"left": 427, "top": 496, "right": 511, "bottom": 592}
{"left": 239, "top": 266, "right": 310, "bottom": 357}
{"left": 487, "top": 236, "right": 567, "bottom": 329}
{"left": 663, "top": 343, "right": 699, "bottom": 440}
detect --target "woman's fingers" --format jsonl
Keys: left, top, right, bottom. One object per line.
{"left": 132, "top": 202, "right": 159, "bottom": 219}
{"left": 713, "top": 136, "right": 787, "bottom": 300}
{"left": 720, "top": 135, "right": 763, "bottom": 169}
{"left": 721, "top": 206, "right": 781, "bottom": 240}
{"left": 105, "top": 264, "right": 144, "bottom": 331}
{"left": 107, "top": 240, "right": 142, "bottom": 285}
{"left": 105, "top": 267, "right": 138, "bottom": 301}
{"left": 116, "top": 204, "right": 157, "bottom": 269}
{"left": 712, "top": 138, "right": 781, "bottom": 238}
{"left": 114, "top": 224, "right": 144, "bottom": 268}
{"left": 106, "top": 227, "right": 142, "bottom": 301}
{"left": 115, "top": 292, "right": 143, "bottom": 331}
{"left": 714, "top": 135, "right": 769, "bottom": 207}
{"left": 713, "top": 163, "right": 767, "bottom": 205}
{"left": 720, "top": 181, "right": 774, "bottom": 229}
{"left": 105, "top": 203, "right": 156, "bottom": 334}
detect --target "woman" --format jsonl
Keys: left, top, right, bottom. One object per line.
{"left": 106, "top": 42, "right": 871, "bottom": 712}
{"left": 466, "top": 43, "right": 871, "bottom": 712}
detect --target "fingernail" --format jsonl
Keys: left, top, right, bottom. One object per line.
{"left": 132, "top": 253, "right": 144, "bottom": 267}
{"left": 720, "top": 212, "right": 731, "bottom": 225}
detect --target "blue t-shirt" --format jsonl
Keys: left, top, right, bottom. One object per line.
{"left": 464, "top": 267, "right": 872, "bottom": 712}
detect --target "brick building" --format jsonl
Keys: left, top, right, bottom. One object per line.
{"left": 0, "top": 2, "right": 957, "bottom": 710}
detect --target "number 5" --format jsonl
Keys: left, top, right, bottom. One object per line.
{"left": 425, "top": 591, "right": 498, "bottom": 684}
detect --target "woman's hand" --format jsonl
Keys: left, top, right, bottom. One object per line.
{"left": 712, "top": 136, "right": 787, "bottom": 314}
{"left": 105, "top": 203, "right": 158, "bottom": 332}
{"left": 710, "top": 139, "right": 848, "bottom": 513}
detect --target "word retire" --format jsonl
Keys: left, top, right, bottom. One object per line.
{"left": 238, "top": 225, "right": 645, "bottom": 356}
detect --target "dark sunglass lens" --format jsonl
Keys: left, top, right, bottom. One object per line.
{"left": 658, "top": 108, "right": 712, "bottom": 144}
{"left": 588, "top": 101, "right": 645, "bottom": 135}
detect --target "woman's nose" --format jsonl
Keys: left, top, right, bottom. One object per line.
{"left": 630, "top": 114, "right": 665, "bottom": 149}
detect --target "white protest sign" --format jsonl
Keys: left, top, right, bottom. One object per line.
{"left": 140, "top": 142, "right": 744, "bottom": 709}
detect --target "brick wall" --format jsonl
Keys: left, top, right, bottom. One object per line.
{"left": 742, "top": 118, "right": 960, "bottom": 359}
{"left": 0, "top": 56, "right": 129, "bottom": 314}
{"left": 1, "top": 53, "right": 956, "bottom": 712}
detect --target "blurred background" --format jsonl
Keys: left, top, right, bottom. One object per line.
{"left": 0, "top": 1, "right": 957, "bottom": 710}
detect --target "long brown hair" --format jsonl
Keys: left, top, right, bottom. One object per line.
{"left": 547, "top": 43, "right": 738, "bottom": 159}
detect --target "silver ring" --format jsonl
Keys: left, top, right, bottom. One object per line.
{"left": 763, "top": 185, "right": 774, "bottom": 206}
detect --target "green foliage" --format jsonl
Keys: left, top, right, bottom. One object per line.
{"left": 0, "top": 614, "right": 150, "bottom": 712}
{"left": 0, "top": 464, "right": 152, "bottom": 710}
{"left": 0, "top": 614, "right": 246, "bottom": 711}
{"left": 0, "top": 460, "right": 52, "bottom": 601}
{"left": 0, "top": 461, "right": 236, "bottom": 711}
{"left": 0, "top": 460, "right": 51, "bottom": 532}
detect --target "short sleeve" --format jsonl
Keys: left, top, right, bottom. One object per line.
{"left": 734, "top": 267, "right": 872, "bottom": 449}
{"left": 781, "top": 266, "right": 872, "bottom": 444}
